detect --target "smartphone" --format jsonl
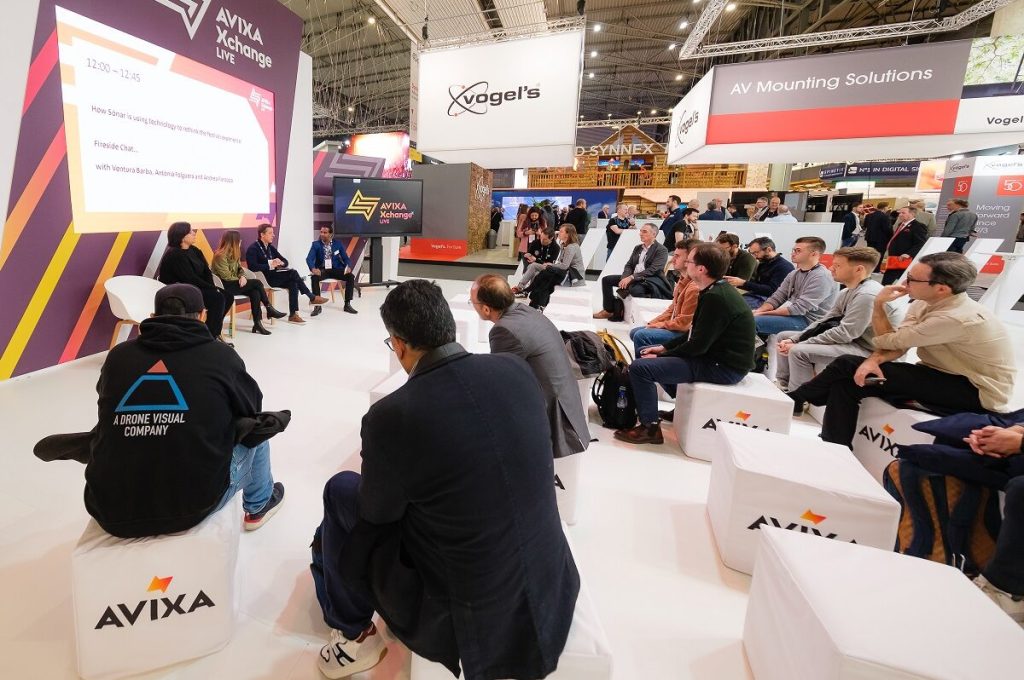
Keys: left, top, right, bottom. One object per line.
{"left": 864, "top": 376, "right": 886, "bottom": 385}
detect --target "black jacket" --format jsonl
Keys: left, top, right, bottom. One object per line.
{"left": 564, "top": 207, "right": 590, "bottom": 235}
{"left": 157, "top": 246, "right": 217, "bottom": 292}
{"left": 622, "top": 242, "right": 673, "bottom": 299}
{"left": 863, "top": 211, "right": 893, "bottom": 253}
{"left": 341, "top": 345, "right": 579, "bottom": 680}
{"left": 527, "top": 238, "right": 560, "bottom": 264}
{"left": 741, "top": 254, "right": 794, "bottom": 298}
{"left": 886, "top": 219, "right": 928, "bottom": 259}
{"left": 84, "top": 316, "right": 262, "bottom": 537}
{"left": 245, "top": 240, "right": 289, "bottom": 273}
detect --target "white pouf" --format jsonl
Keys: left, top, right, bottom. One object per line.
{"left": 852, "top": 397, "right": 937, "bottom": 483}
{"left": 673, "top": 373, "right": 792, "bottom": 461}
{"left": 554, "top": 453, "right": 584, "bottom": 526}
{"left": 72, "top": 495, "right": 243, "bottom": 680}
{"left": 549, "top": 286, "right": 593, "bottom": 309}
{"left": 450, "top": 308, "right": 480, "bottom": 347}
{"left": 410, "top": 523, "right": 613, "bottom": 680}
{"left": 707, "top": 424, "right": 899, "bottom": 574}
{"left": 623, "top": 297, "right": 667, "bottom": 326}
{"left": 369, "top": 371, "right": 407, "bottom": 406}
{"left": 544, "top": 303, "right": 594, "bottom": 324}
{"left": 744, "top": 527, "right": 1024, "bottom": 680}
{"left": 447, "top": 294, "right": 494, "bottom": 340}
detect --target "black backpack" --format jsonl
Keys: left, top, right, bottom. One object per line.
{"left": 591, "top": 333, "right": 637, "bottom": 429}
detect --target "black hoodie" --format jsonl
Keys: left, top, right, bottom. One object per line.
{"left": 84, "top": 316, "right": 262, "bottom": 537}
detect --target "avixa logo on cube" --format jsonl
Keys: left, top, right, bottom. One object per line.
{"left": 702, "top": 410, "right": 768, "bottom": 432}
{"left": 447, "top": 82, "right": 541, "bottom": 116}
{"left": 858, "top": 422, "right": 898, "bottom": 456}
{"left": 94, "top": 576, "right": 216, "bottom": 629}
{"left": 747, "top": 509, "right": 856, "bottom": 542}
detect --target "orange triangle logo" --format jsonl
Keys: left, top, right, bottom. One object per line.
{"left": 149, "top": 360, "right": 168, "bottom": 374}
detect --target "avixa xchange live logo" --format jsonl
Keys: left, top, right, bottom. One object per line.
{"left": 94, "top": 576, "right": 216, "bottom": 629}
{"left": 447, "top": 82, "right": 540, "bottom": 116}
{"left": 346, "top": 190, "right": 380, "bottom": 220}
{"left": 152, "top": 0, "right": 212, "bottom": 39}
{"left": 676, "top": 110, "right": 700, "bottom": 144}
{"left": 747, "top": 509, "right": 857, "bottom": 542}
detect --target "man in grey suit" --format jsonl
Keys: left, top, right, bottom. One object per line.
{"left": 471, "top": 275, "right": 590, "bottom": 460}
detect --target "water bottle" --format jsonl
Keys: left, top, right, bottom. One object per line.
{"left": 616, "top": 386, "right": 628, "bottom": 410}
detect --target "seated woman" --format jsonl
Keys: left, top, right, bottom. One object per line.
{"left": 211, "top": 230, "right": 286, "bottom": 335}
{"left": 526, "top": 225, "right": 585, "bottom": 310}
{"left": 156, "top": 222, "right": 228, "bottom": 342}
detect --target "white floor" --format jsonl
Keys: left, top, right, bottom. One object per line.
{"left": 1, "top": 277, "right": 1016, "bottom": 680}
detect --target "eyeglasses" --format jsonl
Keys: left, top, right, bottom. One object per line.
{"left": 904, "top": 275, "right": 936, "bottom": 286}
{"left": 384, "top": 336, "right": 402, "bottom": 352}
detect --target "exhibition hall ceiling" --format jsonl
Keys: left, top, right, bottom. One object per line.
{"left": 279, "top": 0, "right": 997, "bottom": 144}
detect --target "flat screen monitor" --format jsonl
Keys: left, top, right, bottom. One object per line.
{"left": 333, "top": 177, "right": 423, "bottom": 237}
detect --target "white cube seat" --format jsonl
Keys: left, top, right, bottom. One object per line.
{"left": 674, "top": 373, "right": 792, "bottom": 461}
{"left": 410, "top": 523, "right": 613, "bottom": 680}
{"left": 744, "top": 527, "right": 1024, "bottom": 680}
{"left": 450, "top": 308, "right": 481, "bottom": 347}
{"left": 544, "top": 304, "right": 594, "bottom": 325}
{"left": 448, "top": 293, "right": 494, "bottom": 339}
{"left": 549, "top": 286, "right": 593, "bottom": 309}
{"left": 708, "top": 425, "right": 900, "bottom": 574}
{"left": 852, "top": 397, "right": 937, "bottom": 483}
{"left": 554, "top": 453, "right": 584, "bottom": 525}
{"left": 370, "top": 371, "right": 408, "bottom": 406}
{"left": 72, "top": 495, "right": 242, "bottom": 680}
{"left": 625, "top": 297, "right": 668, "bottom": 326}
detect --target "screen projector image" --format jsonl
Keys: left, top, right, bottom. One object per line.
{"left": 333, "top": 177, "right": 423, "bottom": 237}
{"left": 55, "top": 6, "right": 275, "bottom": 234}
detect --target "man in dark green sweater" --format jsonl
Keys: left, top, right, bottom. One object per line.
{"left": 615, "top": 243, "right": 755, "bottom": 445}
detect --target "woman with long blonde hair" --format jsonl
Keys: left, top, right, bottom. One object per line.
{"left": 212, "top": 230, "right": 285, "bottom": 335}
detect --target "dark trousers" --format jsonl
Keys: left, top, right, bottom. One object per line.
{"left": 310, "top": 471, "right": 375, "bottom": 638}
{"left": 789, "top": 354, "right": 984, "bottom": 449}
{"left": 528, "top": 267, "right": 568, "bottom": 308}
{"left": 199, "top": 287, "right": 225, "bottom": 338}
{"left": 600, "top": 274, "right": 651, "bottom": 313}
{"left": 630, "top": 356, "right": 746, "bottom": 425}
{"left": 266, "top": 269, "right": 312, "bottom": 314}
{"left": 950, "top": 237, "right": 969, "bottom": 253}
{"left": 985, "top": 475, "right": 1024, "bottom": 595}
{"left": 312, "top": 269, "right": 355, "bottom": 303}
{"left": 222, "top": 279, "right": 269, "bottom": 320}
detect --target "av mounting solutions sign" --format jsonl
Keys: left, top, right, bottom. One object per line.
{"left": 416, "top": 30, "right": 584, "bottom": 169}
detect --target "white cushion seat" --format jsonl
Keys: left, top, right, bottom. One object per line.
{"left": 852, "top": 397, "right": 937, "bottom": 483}
{"left": 370, "top": 371, "right": 408, "bottom": 406}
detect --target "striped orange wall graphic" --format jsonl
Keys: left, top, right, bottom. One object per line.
{"left": 0, "top": 125, "right": 66, "bottom": 271}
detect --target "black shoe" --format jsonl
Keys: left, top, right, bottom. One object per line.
{"left": 792, "top": 400, "right": 806, "bottom": 417}
{"left": 310, "top": 305, "right": 323, "bottom": 317}
{"left": 614, "top": 423, "right": 664, "bottom": 445}
{"left": 658, "top": 409, "right": 674, "bottom": 422}
{"left": 244, "top": 482, "right": 284, "bottom": 531}
{"left": 344, "top": 304, "right": 358, "bottom": 314}
{"left": 252, "top": 320, "right": 271, "bottom": 335}
{"left": 266, "top": 306, "right": 287, "bottom": 320}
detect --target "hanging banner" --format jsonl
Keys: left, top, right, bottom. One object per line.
{"left": 416, "top": 30, "right": 584, "bottom": 168}
{"left": 668, "top": 35, "right": 1024, "bottom": 164}
{"left": 409, "top": 45, "right": 419, "bottom": 145}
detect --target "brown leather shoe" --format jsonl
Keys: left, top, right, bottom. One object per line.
{"left": 613, "top": 423, "right": 664, "bottom": 445}
{"left": 310, "top": 296, "right": 329, "bottom": 305}
{"left": 593, "top": 309, "right": 613, "bottom": 319}
{"left": 287, "top": 313, "right": 306, "bottom": 324}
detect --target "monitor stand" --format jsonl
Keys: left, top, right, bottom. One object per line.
{"left": 358, "top": 236, "right": 399, "bottom": 290}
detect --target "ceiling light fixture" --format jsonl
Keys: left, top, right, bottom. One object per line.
{"left": 367, "top": 15, "right": 376, "bottom": 24}
{"left": 588, "top": 72, "right": 595, "bottom": 78}
{"left": 593, "top": 23, "right": 601, "bottom": 32}
{"left": 347, "top": 106, "right": 354, "bottom": 112}
{"left": 650, "top": 108, "right": 657, "bottom": 114}
{"left": 590, "top": 50, "right": 598, "bottom": 57}
{"left": 725, "top": 2, "right": 737, "bottom": 11}
{"left": 675, "top": 74, "right": 683, "bottom": 81}
{"left": 679, "top": 20, "right": 689, "bottom": 29}
{"left": 668, "top": 43, "right": 677, "bottom": 50}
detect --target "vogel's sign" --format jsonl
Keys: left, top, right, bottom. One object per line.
{"left": 575, "top": 143, "right": 662, "bottom": 156}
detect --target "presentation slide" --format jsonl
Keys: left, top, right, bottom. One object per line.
{"left": 55, "top": 6, "right": 275, "bottom": 234}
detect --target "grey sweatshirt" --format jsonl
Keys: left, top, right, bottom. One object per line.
{"left": 799, "top": 278, "right": 886, "bottom": 352}
{"left": 765, "top": 263, "right": 837, "bottom": 324}
{"left": 551, "top": 242, "right": 584, "bottom": 278}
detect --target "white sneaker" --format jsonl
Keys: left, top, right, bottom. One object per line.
{"left": 973, "top": 575, "right": 1024, "bottom": 625}
{"left": 317, "top": 623, "right": 388, "bottom": 679}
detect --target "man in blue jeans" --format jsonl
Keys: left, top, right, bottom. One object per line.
{"left": 78, "top": 283, "right": 284, "bottom": 538}
{"left": 615, "top": 244, "right": 755, "bottom": 445}
{"left": 753, "top": 236, "right": 837, "bottom": 336}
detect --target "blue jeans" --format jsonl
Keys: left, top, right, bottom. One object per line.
{"left": 629, "top": 327, "right": 683, "bottom": 357}
{"left": 630, "top": 356, "right": 747, "bottom": 425}
{"left": 212, "top": 441, "right": 274, "bottom": 515}
{"left": 743, "top": 293, "right": 766, "bottom": 310}
{"left": 310, "top": 471, "right": 376, "bottom": 638}
{"left": 754, "top": 314, "right": 809, "bottom": 335}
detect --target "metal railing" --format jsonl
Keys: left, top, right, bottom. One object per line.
{"left": 528, "top": 166, "right": 747, "bottom": 189}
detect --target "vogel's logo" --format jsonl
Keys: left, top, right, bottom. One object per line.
{"left": 447, "top": 82, "right": 540, "bottom": 116}
{"left": 748, "top": 510, "right": 855, "bottom": 542}
{"left": 702, "top": 411, "right": 768, "bottom": 432}
{"left": 346, "top": 190, "right": 380, "bottom": 220}
{"left": 95, "top": 577, "right": 216, "bottom": 629}
{"left": 152, "top": 0, "right": 212, "bottom": 39}
{"left": 858, "top": 424, "right": 899, "bottom": 457}
{"left": 676, "top": 110, "right": 700, "bottom": 143}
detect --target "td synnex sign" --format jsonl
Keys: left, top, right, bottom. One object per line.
{"left": 447, "top": 82, "right": 540, "bottom": 116}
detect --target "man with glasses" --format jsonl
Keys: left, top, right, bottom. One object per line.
{"left": 725, "top": 237, "right": 794, "bottom": 309}
{"left": 310, "top": 280, "right": 579, "bottom": 679}
{"left": 614, "top": 244, "right": 754, "bottom": 445}
{"left": 788, "top": 252, "right": 1016, "bottom": 449}
{"left": 752, "top": 236, "right": 837, "bottom": 336}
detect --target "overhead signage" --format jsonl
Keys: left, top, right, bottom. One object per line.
{"left": 845, "top": 161, "right": 921, "bottom": 178}
{"left": 936, "top": 156, "right": 1024, "bottom": 249}
{"left": 818, "top": 163, "right": 846, "bottom": 180}
{"left": 667, "top": 72, "right": 714, "bottom": 164}
{"left": 574, "top": 143, "right": 662, "bottom": 156}
{"left": 416, "top": 30, "right": 584, "bottom": 168}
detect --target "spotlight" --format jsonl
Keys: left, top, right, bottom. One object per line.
{"left": 668, "top": 43, "right": 676, "bottom": 50}
{"left": 367, "top": 15, "right": 376, "bottom": 24}
{"left": 588, "top": 72, "right": 595, "bottom": 78}
{"left": 343, "top": 139, "right": 351, "bottom": 146}
{"left": 725, "top": 2, "right": 736, "bottom": 10}
{"left": 347, "top": 106, "right": 354, "bottom": 112}
{"left": 607, "top": 113, "right": 612, "bottom": 117}
{"left": 675, "top": 74, "right": 683, "bottom": 81}
{"left": 679, "top": 20, "right": 689, "bottom": 29}
{"left": 636, "top": 109, "right": 642, "bottom": 115}
{"left": 590, "top": 50, "right": 598, "bottom": 57}
{"left": 593, "top": 23, "right": 601, "bottom": 32}
{"left": 650, "top": 108, "right": 657, "bottom": 114}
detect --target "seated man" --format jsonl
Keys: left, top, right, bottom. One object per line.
{"left": 715, "top": 233, "right": 757, "bottom": 280}
{"left": 789, "top": 252, "right": 1016, "bottom": 449}
{"left": 594, "top": 223, "right": 671, "bottom": 322}
{"left": 615, "top": 244, "right": 755, "bottom": 445}
{"left": 629, "top": 239, "right": 700, "bottom": 355}
{"left": 963, "top": 424, "right": 1024, "bottom": 624}
{"left": 753, "top": 236, "right": 837, "bottom": 335}
{"left": 725, "top": 237, "right": 794, "bottom": 309}
{"left": 471, "top": 274, "right": 590, "bottom": 459}
{"left": 776, "top": 247, "right": 887, "bottom": 414}
{"left": 246, "top": 223, "right": 327, "bottom": 324}
{"left": 512, "top": 227, "right": 560, "bottom": 296}
{"left": 306, "top": 224, "right": 358, "bottom": 315}
{"left": 310, "top": 280, "right": 579, "bottom": 679}
{"left": 79, "top": 284, "right": 284, "bottom": 537}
